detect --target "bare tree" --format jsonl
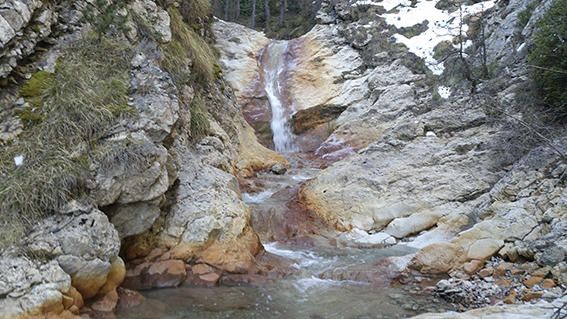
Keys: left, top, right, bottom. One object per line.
{"left": 236, "top": 0, "right": 241, "bottom": 20}
{"left": 224, "top": 0, "right": 230, "bottom": 20}
{"left": 251, "top": 0, "right": 257, "bottom": 27}
{"left": 279, "top": 0, "right": 287, "bottom": 24}
{"left": 264, "top": 0, "right": 270, "bottom": 32}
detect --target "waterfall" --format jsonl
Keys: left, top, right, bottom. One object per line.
{"left": 261, "top": 40, "right": 296, "bottom": 153}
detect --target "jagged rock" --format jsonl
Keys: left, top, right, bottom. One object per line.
{"left": 92, "top": 132, "right": 170, "bottom": 207}
{"left": 271, "top": 163, "right": 287, "bottom": 175}
{"left": 0, "top": 257, "right": 71, "bottom": 318}
{"left": 129, "top": 49, "right": 180, "bottom": 143}
{"left": 536, "top": 245, "right": 565, "bottom": 267}
{"left": 128, "top": 0, "right": 172, "bottom": 43}
{"left": 0, "top": 0, "right": 56, "bottom": 78}
{"left": 107, "top": 200, "right": 161, "bottom": 239}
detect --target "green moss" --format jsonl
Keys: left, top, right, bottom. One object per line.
{"left": 20, "top": 70, "right": 53, "bottom": 108}
{"left": 214, "top": 63, "right": 223, "bottom": 79}
{"left": 528, "top": 0, "right": 567, "bottom": 115}
{"left": 16, "top": 107, "right": 44, "bottom": 125}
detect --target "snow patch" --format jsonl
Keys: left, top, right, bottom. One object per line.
{"left": 438, "top": 86, "right": 451, "bottom": 99}
{"left": 14, "top": 155, "right": 24, "bottom": 166}
{"left": 382, "top": 0, "right": 496, "bottom": 74}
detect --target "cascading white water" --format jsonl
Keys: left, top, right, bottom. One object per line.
{"left": 262, "top": 40, "right": 296, "bottom": 153}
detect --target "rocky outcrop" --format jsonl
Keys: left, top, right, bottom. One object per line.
{"left": 0, "top": 0, "right": 279, "bottom": 317}
{"left": 410, "top": 302, "right": 557, "bottom": 319}
{"left": 411, "top": 138, "right": 566, "bottom": 274}
{"left": 0, "top": 257, "right": 74, "bottom": 318}
{"left": 214, "top": 20, "right": 363, "bottom": 152}
{"left": 0, "top": 203, "right": 122, "bottom": 318}
{"left": 159, "top": 143, "right": 262, "bottom": 273}
{"left": 213, "top": 20, "right": 290, "bottom": 170}
{"left": 216, "top": 1, "right": 565, "bottom": 313}
{"left": 0, "top": 0, "right": 57, "bottom": 78}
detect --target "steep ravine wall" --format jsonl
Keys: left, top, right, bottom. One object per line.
{"left": 0, "top": 1, "right": 288, "bottom": 318}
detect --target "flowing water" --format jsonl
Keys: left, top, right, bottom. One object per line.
{"left": 262, "top": 40, "right": 297, "bottom": 153}
{"left": 116, "top": 40, "right": 455, "bottom": 319}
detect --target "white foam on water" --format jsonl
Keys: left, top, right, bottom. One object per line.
{"left": 242, "top": 191, "right": 274, "bottom": 204}
{"left": 264, "top": 242, "right": 326, "bottom": 268}
{"left": 293, "top": 276, "right": 346, "bottom": 292}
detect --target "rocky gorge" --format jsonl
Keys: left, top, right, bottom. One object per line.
{"left": 0, "top": 0, "right": 566, "bottom": 318}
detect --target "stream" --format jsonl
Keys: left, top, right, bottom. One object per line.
{"left": 116, "top": 39, "right": 455, "bottom": 319}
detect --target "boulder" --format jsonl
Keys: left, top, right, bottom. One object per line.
{"left": 22, "top": 204, "right": 121, "bottom": 300}
{"left": 159, "top": 144, "right": 262, "bottom": 273}
{"left": 128, "top": 0, "right": 172, "bottom": 43}
{"left": 92, "top": 132, "right": 170, "bottom": 207}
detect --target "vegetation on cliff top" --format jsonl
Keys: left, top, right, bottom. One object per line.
{"left": 528, "top": 0, "right": 567, "bottom": 117}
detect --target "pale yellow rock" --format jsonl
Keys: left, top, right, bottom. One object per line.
{"left": 97, "top": 257, "right": 126, "bottom": 296}
{"left": 466, "top": 238, "right": 504, "bottom": 260}
{"left": 237, "top": 121, "right": 289, "bottom": 174}
{"left": 411, "top": 243, "right": 463, "bottom": 274}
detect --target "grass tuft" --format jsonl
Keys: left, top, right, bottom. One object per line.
{"left": 0, "top": 34, "right": 134, "bottom": 250}
{"left": 179, "top": 0, "right": 212, "bottom": 24}
{"left": 190, "top": 94, "right": 210, "bottom": 139}
{"left": 162, "top": 7, "right": 217, "bottom": 84}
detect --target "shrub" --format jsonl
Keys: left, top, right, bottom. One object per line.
{"left": 528, "top": 0, "right": 567, "bottom": 115}
{"left": 179, "top": 0, "right": 212, "bottom": 24}
{"left": 517, "top": 0, "right": 541, "bottom": 29}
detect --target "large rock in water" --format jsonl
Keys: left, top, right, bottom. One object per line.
{"left": 159, "top": 142, "right": 262, "bottom": 273}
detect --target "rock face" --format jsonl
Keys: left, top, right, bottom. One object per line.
{"left": 216, "top": 1, "right": 565, "bottom": 310}
{"left": 0, "top": 0, "right": 57, "bottom": 78}
{"left": 214, "top": 20, "right": 363, "bottom": 152}
{"left": 0, "top": 257, "right": 72, "bottom": 318}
